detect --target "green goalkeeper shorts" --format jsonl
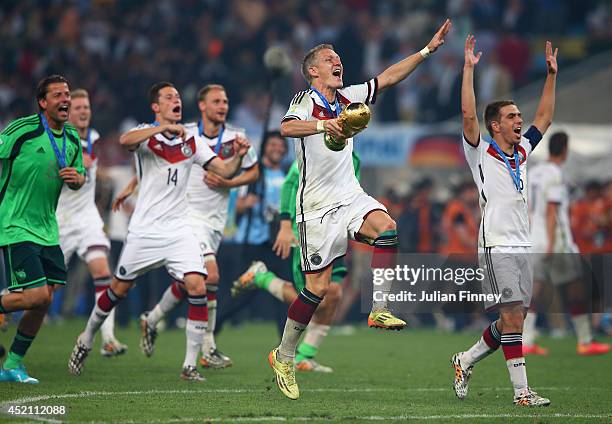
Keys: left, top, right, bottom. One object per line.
{"left": 2, "top": 242, "right": 67, "bottom": 292}
{"left": 291, "top": 246, "right": 347, "bottom": 292}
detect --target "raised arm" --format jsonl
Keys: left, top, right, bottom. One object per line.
{"left": 119, "top": 124, "right": 186, "bottom": 149}
{"left": 533, "top": 41, "right": 558, "bottom": 136}
{"left": 376, "top": 19, "right": 451, "bottom": 93}
{"left": 462, "top": 35, "right": 482, "bottom": 146}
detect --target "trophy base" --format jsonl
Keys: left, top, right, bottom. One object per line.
{"left": 324, "top": 134, "right": 346, "bottom": 151}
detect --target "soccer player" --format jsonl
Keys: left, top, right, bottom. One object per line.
{"left": 68, "top": 82, "right": 250, "bottom": 381}
{"left": 56, "top": 88, "right": 127, "bottom": 357}
{"left": 525, "top": 131, "right": 610, "bottom": 356}
{"left": 451, "top": 35, "right": 557, "bottom": 406}
{"left": 137, "top": 83, "right": 258, "bottom": 368}
{"left": 0, "top": 75, "right": 85, "bottom": 384}
{"left": 269, "top": 19, "right": 452, "bottom": 399}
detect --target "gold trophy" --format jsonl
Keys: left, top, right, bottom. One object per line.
{"left": 324, "top": 102, "right": 371, "bottom": 151}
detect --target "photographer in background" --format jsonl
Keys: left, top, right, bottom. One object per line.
{"left": 217, "top": 131, "right": 290, "bottom": 333}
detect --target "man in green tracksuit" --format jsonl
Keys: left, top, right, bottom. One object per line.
{"left": 0, "top": 75, "right": 85, "bottom": 383}
{"left": 232, "top": 152, "right": 360, "bottom": 372}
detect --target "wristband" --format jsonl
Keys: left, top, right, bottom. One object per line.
{"left": 316, "top": 120, "right": 325, "bottom": 133}
{"left": 420, "top": 46, "right": 431, "bottom": 58}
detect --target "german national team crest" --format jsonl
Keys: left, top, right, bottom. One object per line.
{"left": 310, "top": 253, "right": 322, "bottom": 266}
{"left": 502, "top": 287, "right": 513, "bottom": 299}
{"left": 221, "top": 143, "right": 233, "bottom": 158}
{"left": 181, "top": 143, "right": 193, "bottom": 157}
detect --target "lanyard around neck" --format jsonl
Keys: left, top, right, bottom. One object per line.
{"left": 40, "top": 113, "right": 67, "bottom": 168}
{"left": 310, "top": 87, "right": 340, "bottom": 118}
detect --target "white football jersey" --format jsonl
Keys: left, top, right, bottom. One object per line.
{"left": 463, "top": 126, "right": 542, "bottom": 248}
{"left": 185, "top": 122, "right": 258, "bottom": 232}
{"left": 57, "top": 128, "right": 101, "bottom": 226}
{"left": 128, "top": 123, "right": 217, "bottom": 236}
{"left": 529, "top": 161, "right": 577, "bottom": 253}
{"left": 282, "top": 78, "right": 378, "bottom": 221}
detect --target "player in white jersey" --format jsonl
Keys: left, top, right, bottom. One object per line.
{"left": 68, "top": 82, "right": 250, "bottom": 381}
{"left": 268, "top": 19, "right": 452, "bottom": 400}
{"left": 138, "top": 84, "right": 259, "bottom": 369}
{"left": 451, "top": 35, "right": 557, "bottom": 407}
{"left": 56, "top": 89, "right": 127, "bottom": 358}
{"left": 525, "top": 132, "right": 610, "bottom": 356}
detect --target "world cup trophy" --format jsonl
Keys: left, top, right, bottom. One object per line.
{"left": 324, "top": 102, "right": 371, "bottom": 151}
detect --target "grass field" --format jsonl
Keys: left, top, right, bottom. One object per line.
{"left": 1, "top": 319, "right": 611, "bottom": 423}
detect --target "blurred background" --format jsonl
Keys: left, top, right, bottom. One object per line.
{"left": 1, "top": 0, "right": 611, "bottom": 335}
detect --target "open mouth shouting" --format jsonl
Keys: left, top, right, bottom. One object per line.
{"left": 332, "top": 67, "right": 342, "bottom": 81}
{"left": 513, "top": 126, "right": 522, "bottom": 139}
{"left": 58, "top": 104, "right": 70, "bottom": 119}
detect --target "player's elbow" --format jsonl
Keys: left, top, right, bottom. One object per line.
{"left": 280, "top": 122, "right": 292, "bottom": 138}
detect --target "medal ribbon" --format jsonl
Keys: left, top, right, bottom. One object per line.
{"left": 487, "top": 136, "right": 522, "bottom": 192}
{"left": 40, "top": 113, "right": 67, "bottom": 168}
{"left": 199, "top": 120, "right": 225, "bottom": 154}
{"left": 310, "top": 87, "right": 340, "bottom": 118}
{"left": 86, "top": 128, "right": 92, "bottom": 155}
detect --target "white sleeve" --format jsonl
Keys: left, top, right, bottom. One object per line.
{"left": 242, "top": 146, "right": 258, "bottom": 169}
{"left": 193, "top": 139, "right": 217, "bottom": 168}
{"left": 338, "top": 78, "right": 378, "bottom": 105}
{"left": 282, "top": 91, "right": 313, "bottom": 122}
{"left": 127, "top": 123, "right": 152, "bottom": 152}
{"left": 462, "top": 133, "right": 484, "bottom": 168}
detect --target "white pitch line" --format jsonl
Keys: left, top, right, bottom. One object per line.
{"left": 1, "top": 387, "right": 607, "bottom": 424}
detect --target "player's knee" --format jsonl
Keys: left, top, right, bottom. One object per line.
{"left": 184, "top": 273, "right": 206, "bottom": 296}
{"left": 24, "top": 289, "right": 52, "bottom": 310}
{"left": 499, "top": 309, "right": 524, "bottom": 332}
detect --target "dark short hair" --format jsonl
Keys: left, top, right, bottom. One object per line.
{"left": 301, "top": 44, "right": 335, "bottom": 84}
{"left": 36, "top": 74, "right": 69, "bottom": 109}
{"left": 548, "top": 131, "right": 568, "bottom": 157}
{"left": 197, "top": 84, "right": 225, "bottom": 102}
{"left": 149, "top": 81, "right": 175, "bottom": 104}
{"left": 484, "top": 100, "right": 515, "bottom": 137}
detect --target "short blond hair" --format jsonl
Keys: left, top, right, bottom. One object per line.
{"left": 70, "top": 88, "right": 89, "bottom": 99}
{"left": 197, "top": 84, "right": 225, "bottom": 102}
{"left": 301, "top": 44, "right": 335, "bottom": 84}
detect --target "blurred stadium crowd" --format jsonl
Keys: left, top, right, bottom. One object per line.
{"left": 2, "top": 0, "right": 612, "bottom": 136}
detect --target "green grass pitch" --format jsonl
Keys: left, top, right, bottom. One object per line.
{"left": 1, "top": 320, "right": 611, "bottom": 423}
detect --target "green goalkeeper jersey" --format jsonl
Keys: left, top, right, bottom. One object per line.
{"left": 0, "top": 114, "right": 84, "bottom": 246}
{"left": 279, "top": 151, "right": 361, "bottom": 235}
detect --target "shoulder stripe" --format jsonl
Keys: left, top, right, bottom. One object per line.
{"left": 2, "top": 116, "right": 41, "bottom": 137}
{"left": 291, "top": 90, "right": 310, "bottom": 105}
{"left": 2, "top": 115, "right": 38, "bottom": 132}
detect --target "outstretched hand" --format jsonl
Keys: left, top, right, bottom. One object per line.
{"left": 427, "top": 18, "right": 452, "bottom": 54}
{"left": 545, "top": 41, "right": 558, "bottom": 75}
{"left": 464, "top": 35, "right": 482, "bottom": 67}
